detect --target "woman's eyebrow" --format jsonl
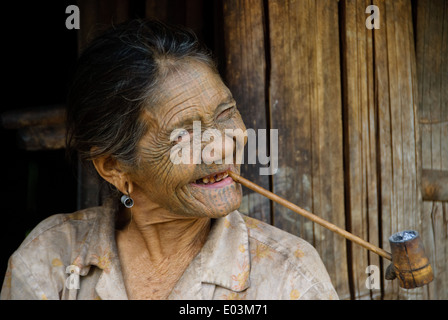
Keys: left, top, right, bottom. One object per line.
{"left": 164, "top": 96, "right": 236, "bottom": 132}
{"left": 214, "top": 97, "right": 236, "bottom": 115}
{"left": 166, "top": 112, "right": 202, "bottom": 131}
{"left": 217, "top": 97, "right": 236, "bottom": 109}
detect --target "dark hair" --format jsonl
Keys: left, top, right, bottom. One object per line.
{"left": 66, "top": 19, "right": 216, "bottom": 169}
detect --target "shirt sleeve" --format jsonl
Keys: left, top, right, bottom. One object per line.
{"left": 1, "top": 253, "right": 47, "bottom": 300}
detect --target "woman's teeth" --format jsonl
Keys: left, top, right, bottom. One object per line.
{"left": 197, "top": 172, "right": 229, "bottom": 184}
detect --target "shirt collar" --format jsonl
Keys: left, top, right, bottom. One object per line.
{"left": 70, "top": 198, "right": 128, "bottom": 299}
{"left": 199, "top": 210, "right": 251, "bottom": 292}
{"left": 71, "top": 199, "right": 251, "bottom": 299}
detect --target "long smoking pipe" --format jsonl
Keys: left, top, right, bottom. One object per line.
{"left": 229, "top": 171, "right": 434, "bottom": 289}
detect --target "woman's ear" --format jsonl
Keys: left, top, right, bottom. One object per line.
{"left": 92, "top": 156, "right": 132, "bottom": 195}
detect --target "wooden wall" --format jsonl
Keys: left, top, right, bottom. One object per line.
{"left": 222, "top": 0, "right": 447, "bottom": 300}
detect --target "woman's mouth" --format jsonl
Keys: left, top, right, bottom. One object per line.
{"left": 191, "top": 171, "right": 233, "bottom": 188}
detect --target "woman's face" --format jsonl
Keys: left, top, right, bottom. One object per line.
{"left": 128, "top": 61, "right": 247, "bottom": 218}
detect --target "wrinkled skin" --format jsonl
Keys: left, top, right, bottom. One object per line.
{"left": 93, "top": 60, "right": 247, "bottom": 299}
{"left": 131, "top": 60, "right": 246, "bottom": 219}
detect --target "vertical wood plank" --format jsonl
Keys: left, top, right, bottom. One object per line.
{"left": 373, "top": 0, "right": 426, "bottom": 299}
{"left": 340, "top": 0, "right": 380, "bottom": 300}
{"left": 268, "top": 0, "right": 349, "bottom": 299}
{"left": 416, "top": 0, "right": 448, "bottom": 300}
{"left": 222, "top": 0, "right": 272, "bottom": 223}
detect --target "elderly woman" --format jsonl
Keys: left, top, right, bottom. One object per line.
{"left": 1, "top": 20, "right": 338, "bottom": 300}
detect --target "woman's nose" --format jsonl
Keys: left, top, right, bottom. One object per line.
{"left": 201, "top": 129, "right": 237, "bottom": 165}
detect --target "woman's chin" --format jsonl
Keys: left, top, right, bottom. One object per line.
{"left": 187, "top": 181, "right": 242, "bottom": 218}
{"left": 186, "top": 197, "right": 242, "bottom": 218}
{"left": 206, "top": 203, "right": 240, "bottom": 218}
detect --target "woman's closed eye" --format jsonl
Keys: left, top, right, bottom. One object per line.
{"left": 217, "top": 106, "right": 236, "bottom": 121}
{"left": 170, "top": 128, "right": 191, "bottom": 145}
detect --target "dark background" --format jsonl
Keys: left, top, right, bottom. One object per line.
{"left": 0, "top": 0, "right": 221, "bottom": 289}
{"left": 1, "top": 1, "right": 78, "bottom": 286}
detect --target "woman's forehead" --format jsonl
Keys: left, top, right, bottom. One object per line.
{"left": 148, "top": 61, "right": 232, "bottom": 123}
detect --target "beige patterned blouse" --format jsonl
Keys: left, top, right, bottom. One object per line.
{"left": 1, "top": 200, "right": 338, "bottom": 300}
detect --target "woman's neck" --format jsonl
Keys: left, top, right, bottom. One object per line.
{"left": 115, "top": 203, "right": 211, "bottom": 299}
{"left": 117, "top": 203, "right": 211, "bottom": 271}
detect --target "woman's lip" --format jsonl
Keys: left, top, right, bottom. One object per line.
{"left": 197, "top": 168, "right": 231, "bottom": 181}
{"left": 190, "top": 176, "right": 233, "bottom": 189}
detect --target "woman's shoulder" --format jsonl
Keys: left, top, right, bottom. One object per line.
{"left": 18, "top": 206, "right": 108, "bottom": 251}
{"left": 10, "top": 204, "right": 117, "bottom": 275}
{"left": 2, "top": 205, "right": 113, "bottom": 300}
